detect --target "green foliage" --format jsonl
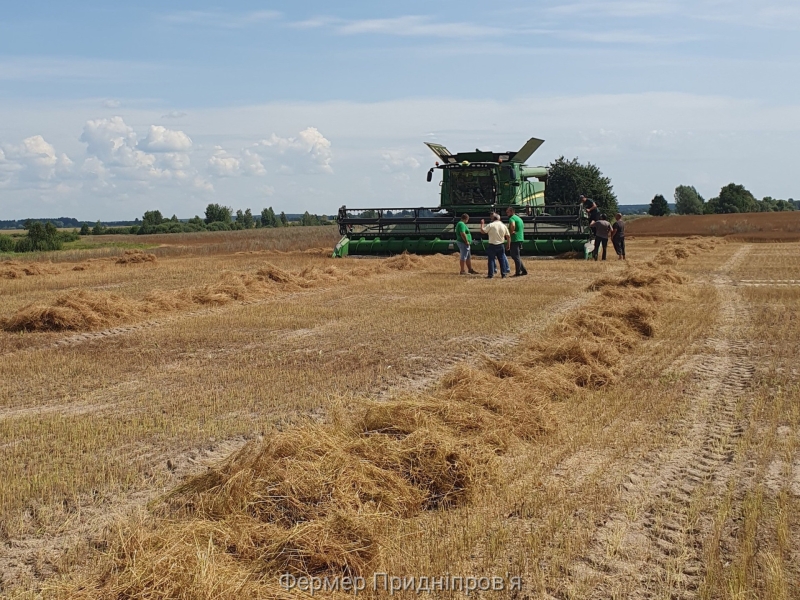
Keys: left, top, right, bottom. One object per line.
{"left": 80, "top": 223, "right": 91, "bottom": 235}
{"left": 92, "top": 220, "right": 105, "bottom": 235}
{"left": 206, "top": 221, "right": 231, "bottom": 232}
{"left": 674, "top": 185, "right": 704, "bottom": 215}
{"left": 300, "top": 211, "right": 318, "bottom": 226}
{"left": 648, "top": 194, "right": 670, "bottom": 216}
{"left": 279, "top": 211, "right": 288, "bottom": 227}
{"left": 759, "top": 196, "right": 796, "bottom": 212}
{"left": 234, "top": 209, "right": 255, "bottom": 229}
{"left": 0, "top": 234, "right": 16, "bottom": 252}
{"left": 142, "top": 210, "right": 164, "bottom": 228}
{"left": 15, "top": 221, "right": 63, "bottom": 252}
{"left": 205, "top": 203, "right": 232, "bottom": 225}
{"left": 188, "top": 215, "right": 205, "bottom": 226}
{"left": 546, "top": 157, "right": 619, "bottom": 215}
{"left": 705, "top": 183, "right": 758, "bottom": 214}
{"left": 261, "top": 207, "right": 280, "bottom": 228}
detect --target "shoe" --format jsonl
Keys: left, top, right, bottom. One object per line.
{"left": 520, "top": 271, "right": 528, "bottom": 276}
{"left": 486, "top": 276, "right": 493, "bottom": 279}
{"left": 459, "top": 272, "right": 467, "bottom": 275}
{"left": 468, "top": 269, "right": 479, "bottom": 274}
{"left": 501, "top": 274, "right": 507, "bottom": 278}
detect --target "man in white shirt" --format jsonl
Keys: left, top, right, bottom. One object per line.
{"left": 479, "top": 213, "right": 511, "bottom": 279}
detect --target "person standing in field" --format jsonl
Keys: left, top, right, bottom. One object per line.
{"left": 590, "top": 214, "right": 613, "bottom": 261}
{"left": 506, "top": 206, "right": 528, "bottom": 277}
{"left": 455, "top": 213, "right": 479, "bottom": 275}
{"left": 480, "top": 213, "right": 510, "bottom": 279}
{"left": 611, "top": 212, "right": 626, "bottom": 260}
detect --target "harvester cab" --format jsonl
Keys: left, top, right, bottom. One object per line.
{"left": 333, "top": 137, "right": 591, "bottom": 258}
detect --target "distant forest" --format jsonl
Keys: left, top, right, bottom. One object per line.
{"left": 0, "top": 212, "right": 335, "bottom": 231}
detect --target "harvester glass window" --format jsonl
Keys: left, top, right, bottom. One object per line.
{"left": 449, "top": 169, "right": 496, "bottom": 204}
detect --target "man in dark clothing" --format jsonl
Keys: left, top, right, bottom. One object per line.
{"left": 590, "top": 214, "right": 613, "bottom": 261}
{"left": 581, "top": 195, "right": 601, "bottom": 240}
{"left": 611, "top": 212, "right": 626, "bottom": 260}
{"left": 581, "top": 195, "right": 600, "bottom": 221}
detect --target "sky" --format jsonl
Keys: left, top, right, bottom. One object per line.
{"left": 1, "top": 0, "right": 799, "bottom": 220}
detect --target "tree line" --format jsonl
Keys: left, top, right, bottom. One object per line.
{"left": 80, "top": 204, "right": 333, "bottom": 236}
{"left": 649, "top": 184, "right": 797, "bottom": 216}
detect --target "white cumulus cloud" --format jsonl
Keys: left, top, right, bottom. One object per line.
{"left": 3, "top": 135, "right": 73, "bottom": 181}
{"left": 80, "top": 116, "right": 173, "bottom": 180}
{"left": 241, "top": 149, "right": 266, "bottom": 176}
{"left": 139, "top": 125, "right": 193, "bottom": 152}
{"left": 207, "top": 146, "right": 241, "bottom": 177}
{"left": 259, "top": 126, "right": 333, "bottom": 173}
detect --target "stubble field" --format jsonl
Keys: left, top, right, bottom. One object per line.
{"left": 0, "top": 227, "right": 798, "bottom": 599}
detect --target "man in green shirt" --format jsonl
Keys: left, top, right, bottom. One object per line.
{"left": 505, "top": 207, "right": 528, "bottom": 277}
{"left": 455, "top": 213, "right": 478, "bottom": 275}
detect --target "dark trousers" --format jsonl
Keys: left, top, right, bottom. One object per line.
{"left": 486, "top": 244, "right": 509, "bottom": 277}
{"left": 612, "top": 237, "right": 625, "bottom": 257}
{"left": 592, "top": 237, "right": 608, "bottom": 260}
{"left": 509, "top": 241, "right": 527, "bottom": 275}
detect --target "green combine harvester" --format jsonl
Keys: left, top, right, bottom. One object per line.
{"left": 333, "top": 137, "right": 592, "bottom": 258}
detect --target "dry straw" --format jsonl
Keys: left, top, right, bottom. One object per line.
{"left": 115, "top": 249, "right": 158, "bottom": 265}
{"left": 49, "top": 240, "right": 710, "bottom": 598}
{"left": 1, "top": 254, "right": 437, "bottom": 333}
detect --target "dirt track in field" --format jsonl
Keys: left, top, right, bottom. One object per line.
{"left": 564, "top": 246, "right": 755, "bottom": 598}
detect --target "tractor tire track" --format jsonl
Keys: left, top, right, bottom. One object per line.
{"left": 568, "top": 245, "right": 754, "bottom": 599}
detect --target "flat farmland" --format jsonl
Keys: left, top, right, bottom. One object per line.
{"left": 0, "top": 228, "right": 798, "bottom": 599}
{"left": 626, "top": 210, "right": 800, "bottom": 241}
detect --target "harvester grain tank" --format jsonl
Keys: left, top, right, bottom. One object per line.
{"left": 333, "top": 138, "right": 591, "bottom": 258}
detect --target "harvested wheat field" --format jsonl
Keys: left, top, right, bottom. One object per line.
{"left": 626, "top": 211, "right": 800, "bottom": 241}
{"left": 1, "top": 227, "right": 798, "bottom": 599}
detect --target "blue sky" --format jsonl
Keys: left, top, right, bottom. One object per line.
{"left": 1, "top": 1, "right": 799, "bottom": 219}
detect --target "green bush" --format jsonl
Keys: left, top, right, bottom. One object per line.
{"left": 206, "top": 221, "right": 231, "bottom": 231}
{"left": 0, "top": 234, "right": 15, "bottom": 253}
{"left": 15, "top": 221, "right": 63, "bottom": 252}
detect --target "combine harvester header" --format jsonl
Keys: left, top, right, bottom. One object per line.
{"left": 333, "top": 137, "right": 591, "bottom": 258}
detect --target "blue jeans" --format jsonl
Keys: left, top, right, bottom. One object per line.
{"left": 486, "top": 244, "right": 510, "bottom": 277}
{"left": 456, "top": 241, "right": 471, "bottom": 261}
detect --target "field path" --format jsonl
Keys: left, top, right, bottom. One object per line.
{"left": 567, "top": 245, "right": 756, "bottom": 599}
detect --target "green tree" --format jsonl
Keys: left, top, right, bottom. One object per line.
{"left": 705, "top": 183, "right": 758, "bottom": 214}
{"left": 546, "top": 157, "right": 619, "bottom": 215}
{"left": 92, "top": 220, "right": 105, "bottom": 235}
{"left": 279, "top": 211, "right": 289, "bottom": 226}
{"left": 205, "top": 203, "right": 232, "bottom": 224}
{"left": 15, "top": 220, "right": 63, "bottom": 252}
{"left": 674, "top": 185, "right": 704, "bottom": 215}
{"left": 79, "top": 223, "right": 90, "bottom": 235}
{"left": 648, "top": 194, "right": 670, "bottom": 216}
{"left": 234, "top": 208, "right": 254, "bottom": 229}
{"left": 261, "top": 207, "right": 279, "bottom": 228}
{"left": 300, "top": 211, "right": 320, "bottom": 226}
{"left": 142, "top": 210, "right": 164, "bottom": 226}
